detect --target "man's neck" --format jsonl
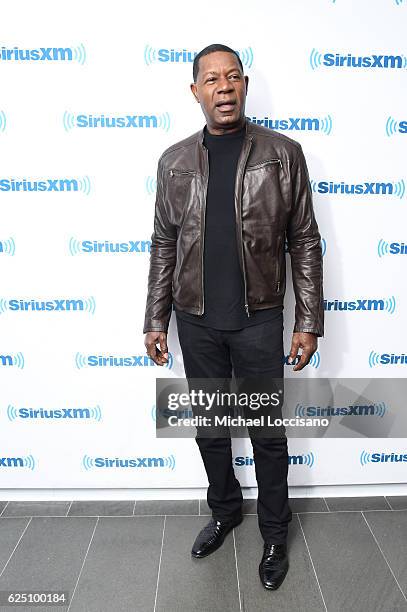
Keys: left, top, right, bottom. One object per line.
{"left": 205, "top": 117, "right": 246, "bottom": 136}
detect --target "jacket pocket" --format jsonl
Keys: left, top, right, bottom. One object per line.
{"left": 168, "top": 169, "right": 196, "bottom": 177}
{"left": 246, "top": 158, "right": 282, "bottom": 171}
{"left": 275, "top": 233, "right": 286, "bottom": 293}
{"left": 166, "top": 169, "right": 197, "bottom": 227}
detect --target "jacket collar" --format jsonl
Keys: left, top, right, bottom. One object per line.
{"left": 199, "top": 116, "right": 253, "bottom": 145}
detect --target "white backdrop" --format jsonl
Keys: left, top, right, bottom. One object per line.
{"left": 1, "top": 0, "right": 406, "bottom": 491}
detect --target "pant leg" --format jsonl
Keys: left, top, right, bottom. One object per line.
{"left": 176, "top": 316, "right": 243, "bottom": 522}
{"left": 228, "top": 312, "right": 292, "bottom": 543}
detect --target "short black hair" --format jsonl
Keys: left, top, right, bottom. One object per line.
{"left": 193, "top": 43, "right": 244, "bottom": 82}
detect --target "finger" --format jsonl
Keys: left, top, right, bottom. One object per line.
{"left": 146, "top": 349, "right": 160, "bottom": 366}
{"left": 292, "top": 350, "right": 312, "bottom": 371}
{"left": 159, "top": 334, "right": 169, "bottom": 360}
{"left": 155, "top": 347, "right": 168, "bottom": 365}
{"left": 146, "top": 341, "right": 164, "bottom": 366}
{"left": 287, "top": 342, "right": 300, "bottom": 364}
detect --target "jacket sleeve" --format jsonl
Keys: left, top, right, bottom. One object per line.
{"left": 286, "top": 145, "right": 324, "bottom": 338}
{"left": 143, "top": 157, "right": 177, "bottom": 333}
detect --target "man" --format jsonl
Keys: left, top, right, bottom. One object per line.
{"left": 144, "top": 43, "right": 324, "bottom": 591}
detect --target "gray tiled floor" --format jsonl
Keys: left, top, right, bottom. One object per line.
{"left": 0, "top": 497, "right": 406, "bottom": 611}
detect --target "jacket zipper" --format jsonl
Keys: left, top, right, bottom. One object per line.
{"left": 169, "top": 169, "right": 195, "bottom": 177}
{"left": 200, "top": 147, "right": 209, "bottom": 315}
{"left": 276, "top": 235, "right": 282, "bottom": 292}
{"left": 246, "top": 158, "right": 282, "bottom": 171}
{"left": 235, "top": 139, "right": 253, "bottom": 317}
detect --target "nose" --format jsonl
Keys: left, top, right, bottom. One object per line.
{"left": 216, "top": 76, "right": 233, "bottom": 94}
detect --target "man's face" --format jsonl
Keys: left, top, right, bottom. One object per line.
{"left": 190, "top": 51, "right": 248, "bottom": 134}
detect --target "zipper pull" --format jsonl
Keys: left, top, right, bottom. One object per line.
{"left": 276, "top": 281, "right": 280, "bottom": 292}
{"left": 169, "top": 170, "right": 174, "bottom": 177}
{"left": 278, "top": 159, "right": 282, "bottom": 170}
{"left": 245, "top": 303, "right": 251, "bottom": 317}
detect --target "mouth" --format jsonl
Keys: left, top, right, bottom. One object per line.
{"left": 215, "top": 100, "right": 237, "bottom": 113}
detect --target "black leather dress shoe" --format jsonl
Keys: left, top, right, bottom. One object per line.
{"left": 259, "top": 542, "right": 289, "bottom": 590}
{"left": 191, "top": 516, "right": 243, "bottom": 558}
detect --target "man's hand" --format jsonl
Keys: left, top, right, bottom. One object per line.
{"left": 287, "top": 332, "right": 318, "bottom": 371}
{"left": 144, "top": 331, "right": 169, "bottom": 366}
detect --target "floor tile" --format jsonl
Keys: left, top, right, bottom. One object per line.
{"left": 325, "top": 496, "right": 390, "bottom": 512}
{"left": 299, "top": 511, "right": 407, "bottom": 611}
{"left": 68, "top": 500, "right": 134, "bottom": 516}
{"left": 134, "top": 499, "right": 199, "bottom": 515}
{"left": 2, "top": 501, "right": 71, "bottom": 517}
{"left": 0, "top": 517, "right": 30, "bottom": 570}
{"left": 289, "top": 497, "right": 328, "bottom": 513}
{"left": 235, "top": 514, "right": 325, "bottom": 611}
{"left": 363, "top": 509, "right": 407, "bottom": 597}
{"left": 386, "top": 496, "right": 407, "bottom": 511}
{"left": 0, "top": 517, "right": 96, "bottom": 611}
{"left": 70, "top": 516, "right": 164, "bottom": 612}
{"left": 155, "top": 516, "right": 240, "bottom": 612}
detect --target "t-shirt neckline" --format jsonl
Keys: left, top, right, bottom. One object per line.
{"left": 204, "top": 124, "right": 246, "bottom": 141}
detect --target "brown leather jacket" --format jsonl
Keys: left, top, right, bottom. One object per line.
{"left": 143, "top": 118, "right": 324, "bottom": 337}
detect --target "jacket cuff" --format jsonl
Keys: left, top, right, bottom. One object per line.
{"left": 143, "top": 316, "right": 170, "bottom": 334}
{"left": 293, "top": 326, "right": 324, "bottom": 338}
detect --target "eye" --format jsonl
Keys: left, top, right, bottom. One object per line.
{"left": 230, "top": 74, "right": 240, "bottom": 79}
{"left": 206, "top": 77, "right": 216, "bottom": 83}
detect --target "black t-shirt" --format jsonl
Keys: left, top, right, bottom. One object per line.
{"left": 175, "top": 124, "right": 282, "bottom": 330}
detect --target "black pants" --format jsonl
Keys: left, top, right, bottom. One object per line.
{"left": 176, "top": 311, "right": 292, "bottom": 544}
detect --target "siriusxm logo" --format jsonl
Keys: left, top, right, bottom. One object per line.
{"left": 0, "top": 110, "right": 6, "bottom": 132}
{"left": 310, "top": 179, "right": 405, "bottom": 199}
{"left": 386, "top": 116, "right": 407, "bottom": 136}
{"left": 75, "top": 352, "right": 174, "bottom": 369}
{"left": 288, "top": 452, "right": 315, "bottom": 467}
{"left": 7, "top": 404, "right": 102, "bottom": 421}
{"left": 324, "top": 296, "right": 396, "bottom": 314}
{"left": 69, "top": 238, "right": 151, "bottom": 255}
{"left": 310, "top": 49, "right": 407, "bottom": 70}
{"left": 0, "top": 297, "right": 96, "bottom": 315}
{"left": 360, "top": 450, "right": 407, "bottom": 466}
{"left": 146, "top": 176, "right": 157, "bottom": 195}
{"left": 144, "top": 45, "right": 254, "bottom": 68}
{"left": 234, "top": 452, "right": 315, "bottom": 467}
{"left": 82, "top": 454, "right": 176, "bottom": 470}
{"left": 0, "top": 237, "right": 15, "bottom": 256}
{"left": 0, "top": 455, "right": 35, "bottom": 470}
{"left": 378, "top": 239, "right": 407, "bottom": 257}
{"left": 0, "top": 352, "right": 25, "bottom": 368}
{"left": 284, "top": 351, "right": 320, "bottom": 368}
{"left": 369, "top": 350, "right": 407, "bottom": 367}
{"left": 295, "top": 402, "right": 386, "bottom": 418}
{"left": 63, "top": 111, "right": 170, "bottom": 132}
{"left": 0, "top": 44, "right": 86, "bottom": 64}
{"left": 0, "top": 176, "right": 91, "bottom": 195}
{"left": 247, "top": 115, "right": 333, "bottom": 135}
{"left": 151, "top": 404, "right": 194, "bottom": 421}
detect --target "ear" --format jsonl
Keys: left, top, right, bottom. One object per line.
{"left": 190, "top": 82, "right": 200, "bottom": 103}
{"left": 244, "top": 75, "right": 249, "bottom": 94}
